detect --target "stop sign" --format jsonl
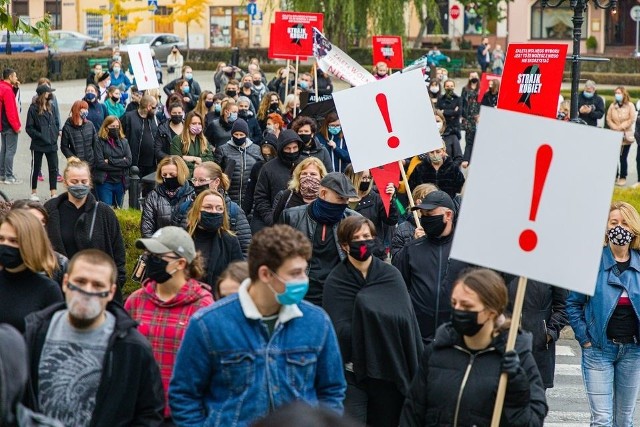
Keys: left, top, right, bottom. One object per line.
{"left": 450, "top": 4, "right": 461, "bottom": 20}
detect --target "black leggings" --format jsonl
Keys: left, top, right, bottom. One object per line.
{"left": 31, "top": 150, "right": 58, "bottom": 191}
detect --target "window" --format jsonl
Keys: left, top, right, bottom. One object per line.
{"left": 86, "top": 13, "right": 104, "bottom": 40}
{"left": 45, "top": 1, "right": 61, "bottom": 29}
{"left": 12, "top": 1, "right": 28, "bottom": 17}
{"left": 531, "top": 0, "right": 587, "bottom": 39}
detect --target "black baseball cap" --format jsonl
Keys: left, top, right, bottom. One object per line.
{"left": 36, "top": 85, "right": 55, "bottom": 96}
{"left": 412, "top": 190, "right": 455, "bottom": 211}
{"left": 320, "top": 172, "right": 358, "bottom": 198}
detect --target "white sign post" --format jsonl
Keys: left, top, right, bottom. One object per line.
{"left": 451, "top": 107, "right": 621, "bottom": 296}
{"left": 127, "top": 44, "right": 160, "bottom": 91}
{"left": 332, "top": 68, "right": 441, "bottom": 172}
{"left": 632, "top": 6, "right": 640, "bottom": 57}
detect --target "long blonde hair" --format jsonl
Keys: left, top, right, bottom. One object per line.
{"left": 2, "top": 210, "right": 58, "bottom": 277}
{"left": 187, "top": 189, "right": 234, "bottom": 236}
{"left": 180, "top": 111, "right": 208, "bottom": 155}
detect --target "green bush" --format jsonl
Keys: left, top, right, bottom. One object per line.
{"left": 114, "top": 208, "right": 143, "bottom": 297}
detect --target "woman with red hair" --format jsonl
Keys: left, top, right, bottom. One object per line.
{"left": 60, "top": 100, "right": 98, "bottom": 167}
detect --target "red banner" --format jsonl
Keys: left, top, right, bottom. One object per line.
{"left": 497, "top": 43, "right": 568, "bottom": 118}
{"left": 372, "top": 36, "right": 404, "bottom": 69}
{"left": 270, "top": 12, "right": 323, "bottom": 59}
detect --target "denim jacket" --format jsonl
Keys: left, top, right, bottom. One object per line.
{"left": 169, "top": 280, "right": 346, "bottom": 427}
{"left": 567, "top": 247, "right": 640, "bottom": 348}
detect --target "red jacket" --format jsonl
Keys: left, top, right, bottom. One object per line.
{"left": 0, "top": 80, "right": 20, "bottom": 132}
{"left": 125, "top": 278, "right": 214, "bottom": 418}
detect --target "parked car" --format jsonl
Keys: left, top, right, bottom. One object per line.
{"left": 0, "top": 33, "right": 46, "bottom": 53}
{"left": 49, "top": 38, "right": 91, "bottom": 53}
{"left": 121, "top": 33, "right": 186, "bottom": 64}
{"left": 49, "top": 30, "right": 103, "bottom": 49}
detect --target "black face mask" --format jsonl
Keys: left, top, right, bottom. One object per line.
{"left": 348, "top": 239, "right": 375, "bottom": 262}
{"left": 226, "top": 90, "right": 237, "bottom": 98}
{"left": 108, "top": 128, "right": 120, "bottom": 139}
{"left": 281, "top": 151, "right": 300, "bottom": 164}
{"left": 194, "top": 183, "right": 209, "bottom": 195}
{"left": 199, "top": 212, "right": 223, "bottom": 232}
{"left": 0, "top": 244, "right": 22, "bottom": 269}
{"left": 232, "top": 136, "right": 247, "bottom": 146}
{"left": 110, "top": 96, "right": 119, "bottom": 103}
{"left": 469, "top": 78, "right": 479, "bottom": 84}
{"left": 170, "top": 115, "right": 183, "bottom": 124}
{"left": 253, "top": 80, "right": 262, "bottom": 86}
{"left": 163, "top": 176, "right": 181, "bottom": 191}
{"left": 269, "top": 102, "right": 280, "bottom": 111}
{"left": 420, "top": 214, "right": 447, "bottom": 237}
{"left": 451, "top": 309, "right": 485, "bottom": 337}
{"left": 299, "top": 134, "right": 313, "bottom": 145}
{"left": 359, "top": 181, "right": 371, "bottom": 192}
{"left": 145, "top": 254, "right": 173, "bottom": 284}
{"left": 238, "top": 110, "right": 249, "bottom": 119}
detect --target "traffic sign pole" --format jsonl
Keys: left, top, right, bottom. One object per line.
{"left": 632, "top": 6, "right": 640, "bottom": 57}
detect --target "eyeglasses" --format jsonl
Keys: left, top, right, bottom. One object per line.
{"left": 191, "top": 178, "right": 212, "bottom": 185}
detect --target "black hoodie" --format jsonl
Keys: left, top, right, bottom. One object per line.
{"left": 251, "top": 130, "right": 302, "bottom": 231}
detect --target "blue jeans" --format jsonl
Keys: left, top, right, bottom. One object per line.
{"left": 582, "top": 340, "right": 640, "bottom": 426}
{"left": 96, "top": 181, "right": 125, "bottom": 207}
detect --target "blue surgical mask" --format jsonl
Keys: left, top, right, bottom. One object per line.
{"left": 615, "top": 94, "right": 624, "bottom": 103}
{"left": 328, "top": 126, "right": 341, "bottom": 135}
{"left": 583, "top": 91, "right": 594, "bottom": 99}
{"left": 228, "top": 112, "right": 238, "bottom": 123}
{"left": 214, "top": 104, "right": 221, "bottom": 113}
{"left": 269, "top": 271, "right": 309, "bottom": 305}
{"left": 182, "top": 86, "right": 190, "bottom": 94}
{"left": 299, "top": 81, "right": 309, "bottom": 90}
{"left": 184, "top": 73, "right": 193, "bottom": 80}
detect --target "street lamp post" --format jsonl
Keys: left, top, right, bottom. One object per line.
{"left": 541, "top": 0, "right": 617, "bottom": 122}
{"left": 5, "top": 0, "right": 11, "bottom": 55}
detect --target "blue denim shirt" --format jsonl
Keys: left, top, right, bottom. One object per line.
{"left": 169, "top": 280, "right": 346, "bottom": 427}
{"left": 567, "top": 247, "right": 640, "bottom": 348}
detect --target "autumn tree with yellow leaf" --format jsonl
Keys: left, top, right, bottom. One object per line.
{"left": 86, "top": 0, "right": 153, "bottom": 46}
{"left": 154, "top": 0, "right": 209, "bottom": 60}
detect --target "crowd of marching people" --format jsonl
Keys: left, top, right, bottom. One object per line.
{"left": 1, "top": 44, "right": 640, "bottom": 427}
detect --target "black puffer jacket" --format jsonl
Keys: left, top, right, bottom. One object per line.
{"left": 507, "top": 278, "right": 569, "bottom": 389}
{"left": 408, "top": 156, "right": 465, "bottom": 199}
{"left": 213, "top": 139, "right": 262, "bottom": 207}
{"left": 93, "top": 137, "right": 132, "bottom": 186}
{"left": 300, "top": 137, "right": 334, "bottom": 173}
{"left": 392, "top": 216, "right": 417, "bottom": 259}
{"left": 60, "top": 118, "right": 98, "bottom": 164}
{"left": 435, "top": 93, "right": 462, "bottom": 138}
{"left": 154, "top": 120, "right": 180, "bottom": 161}
{"left": 204, "top": 117, "right": 233, "bottom": 149}
{"left": 26, "top": 104, "right": 58, "bottom": 153}
{"left": 141, "top": 183, "right": 194, "bottom": 237}
{"left": 251, "top": 131, "right": 302, "bottom": 231}
{"left": 44, "top": 193, "right": 127, "bottom": 289}
{"left": 171, "top": 191, "right": 252, "bottom": 257}
{"left": 24, "top": 302, "right": 164, "bottom": 427}
{"left": 400, "top": 324, "right": 547, "bottom": 427}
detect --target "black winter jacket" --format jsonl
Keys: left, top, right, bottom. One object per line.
{"left": 60, "top": 119, "right": 98, "bottom": 164}
{"left": 204, "top": 117, "right": 233, "bottom": 149}
{"left": 393, "top": 233, "right": 454, "bottom": 342}
{"left": 154, "top": 120, "right": 180, "bottom": 161}
{"left": 442, "top": 132, "right": 463, "bottom": 167}
{"left": 163, "top": 78, "right": 202, "bottom": 99}
{"left": 122, "top": 110, "right": 159, "bottom": 167}
{"left": 481, "top": 90, "right": 499, "bottom": 108}
{"left": 26, "top": 104, "right": 58, "bottom": 153}
{"left": 93, "top": 137, "right": 132, "bottom": 186}
{"left": 577, "top": 91, "right": 605, "bottom": 126}
{"left": 192, "top": 228, "right": 244, "bottom": 287}
{"left": 400, "top": 324, "right": 547, "bottom": 427}
{"left": 171, "top": 191, "right": 252, "bottom": 257}
{"left": 392, "top": 216, "right": 417, "bottom": 259}
{"left": 435, "top": 93, "right": 462, "bottom": 138}
{"left": 408, "top": 156, "right": 465, "bottom": 199}
{"left": 44, "top": 193, "right": 127, "bottom": 289}
{"left": 252, "top": 138, "right": 301, "bottom": 231}
{"left": 86, "top": 100, "right": 107, "bottom": 134}
{"left": 213, "top": 139, "right": 262, "bottom": 207}
{"left": 507, "top": 278, "right": 569, "bottom": 389}
{"left": 24, "top": 302, "right": 165, "bottom": 427}
{"left": 141, "top": 183, "right": 194, "bottom": 238}
{"left": 272, "top": 189, "right": 306, "bottom": 225}
{"left": 352, "top": 188, "right": 398, "bottom": 250}
{"left": 300, "top": 137, "right": 334, "bottom": 173}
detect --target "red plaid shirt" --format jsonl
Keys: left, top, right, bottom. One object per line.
{"left": 125, "top": 278, "right": 214, "bottom": 418}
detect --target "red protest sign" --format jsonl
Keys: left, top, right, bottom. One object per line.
{"left": 270, "top": 12, "right": 323, "bottom": 59}
{"left": 497, "top": 43, "right": 568, "bottom": 118}
{"left": 370, "top": 162, "right": 400, "bottom": 216}
{"left": 372, "top": 36, "right": 404, "bottom": 69}
{"left": 478, "top": 73, "right": 501, "bottom": 103}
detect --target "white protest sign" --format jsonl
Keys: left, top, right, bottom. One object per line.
{"left": 451, "top": 107, "right": 620, "bottom": 296}
{"left": 127, "top": 44, "right": 159, "bottom": 91}
{"left": 332, "top": 68, "right": 440, "bottom": 172}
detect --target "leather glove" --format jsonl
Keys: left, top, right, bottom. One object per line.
{"left": 501, "top": 350, "right": 521, "bottom": 378}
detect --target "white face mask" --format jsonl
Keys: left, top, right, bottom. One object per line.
{"left": 67, "top": 293, "right": 103, "bottom": 322}
{"left": 436, "top": 122, "right": 443, "bottom": 130}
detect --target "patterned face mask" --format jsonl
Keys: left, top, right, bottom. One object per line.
{"left": 608, "top": 225, "right": 634, "bottom": 246}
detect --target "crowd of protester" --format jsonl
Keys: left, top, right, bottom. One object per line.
{"left": 1, "top": 45, "right": 640, "bottom": 427}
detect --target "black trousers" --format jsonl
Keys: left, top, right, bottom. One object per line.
{"left": 31, "top": 150, "right": 58, "bottom": 191}
{"left": 344, "top": 371, "right": 405, "bottom": 427}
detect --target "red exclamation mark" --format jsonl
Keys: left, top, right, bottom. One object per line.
{"left": 519, "top": 144, "right": 553, "bottom": 252}
{"left": 138, "top": 52, "right": 149, "bottom": 82}
{"left": 375, "top": 93, "right": 400, "bottom": 149}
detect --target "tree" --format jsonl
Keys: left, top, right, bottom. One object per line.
{"left": 0, "top": 0, "right": 51, "bottom": 42}
{"left": 85, "top": 0, "right": 153, "bottom": 46}
{"left": 272, "top": 0, "right": 440, "bottom": 49}
{"left": 154, "top": 0, "right": 208, "bottom": 60}
{"left": 457, "top": 0, "right": 513, "bottom": 36}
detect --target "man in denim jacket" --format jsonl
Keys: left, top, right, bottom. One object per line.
{"left": 169, "top": 224, "right": 346, "bottom": 427}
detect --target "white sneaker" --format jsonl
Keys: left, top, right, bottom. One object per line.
{"left": 5, "top": 178, "right": 22, "bottom": 185}
{"left": 29, "top": 194, "right": 40, "bottom": 201}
